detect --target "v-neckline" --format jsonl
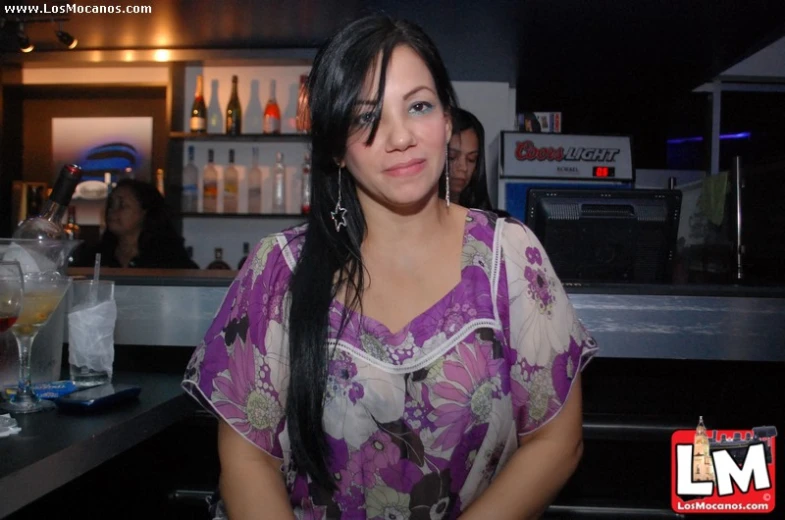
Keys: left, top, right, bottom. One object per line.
{"left": 333, "top": 208, "right": 474, "bottom": 338}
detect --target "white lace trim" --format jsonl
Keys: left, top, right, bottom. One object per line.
{"left": 329, "top": 318, "right": 501, "bottom": 375}
{"left": 276, "top": 233, "right": 298, "bottom": 272}
{"left": 490, "top": 217, "right": 505, "bottom": 328}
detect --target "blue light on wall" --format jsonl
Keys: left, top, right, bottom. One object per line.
{"left": 666, "top": 132, "right": 751, "bottom": 145}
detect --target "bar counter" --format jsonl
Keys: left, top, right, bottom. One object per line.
{"left": 69, "top": 268, "right": 785, "bottom": 362}
{"left": 0, "top": 269, "right": 779, "bottom": 518}
{"left": 0, "top": 371, "right": 194, "bottom": 518}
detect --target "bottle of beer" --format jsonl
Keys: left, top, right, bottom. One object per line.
{"left": 207, "top": 248, "right": 231, "bottom": 270}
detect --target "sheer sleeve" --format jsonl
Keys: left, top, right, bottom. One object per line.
{"left": 499, "top": 219, "right": 599, "bottom": 436}
{"left": 182, "top": 234, "right": 292, "bottom": 459}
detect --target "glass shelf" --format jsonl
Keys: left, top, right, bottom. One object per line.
{"left": 179, "top": 212, "right": 306, "bottom": 219}
{"left": 170, "top": 132, "right": 310, "bottom": 142}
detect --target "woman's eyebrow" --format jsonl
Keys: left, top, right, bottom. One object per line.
{"left": 403, "top": 85, "right": 434, "bottom": 99}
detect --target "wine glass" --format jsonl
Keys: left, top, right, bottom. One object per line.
{"left": 0, "top": 262, "right": 24, "bottom": 406}
{"left": 0, "top": 261, "right": 24, "bottom": 335}
{"left": 0, "top": 271, "right": 71, "bottom": 414}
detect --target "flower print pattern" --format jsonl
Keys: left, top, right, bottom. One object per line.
{"left": 447, "top": 424, "right": 488, "bottom": 493}
{"left": 428, "top": 343, "right": 508, "bottom": 451}
{"left": 366, "top": 485, "right": 411, "bottom": 520}
{"left": 183, "top": 341, "right": 205, "bottom": 385}
{"left": 524, "top": 263, "right": 555, "bottom": 315}
{"left": 461, "top": 236, "right": 493, "bottom": 271}
{"left": 525, "top": 246, "right": 542, "bottom": 266}
{"left": 210, "top": 326, "right": 287, "bottom": 456}
{"left": 182, "top": 210, "right": 599, "bottom": 519}
{"left": 362, "top": 431, "right": 401, "bottom": 471}
{"left": 328, "top": 354, "right": 364, "bottom": 405}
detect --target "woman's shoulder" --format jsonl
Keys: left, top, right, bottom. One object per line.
{"left": 464, "top": 208, "right": 543, "bottom": 261}
{"left": 247, "top": 222, "right": 308, "bottom": 275}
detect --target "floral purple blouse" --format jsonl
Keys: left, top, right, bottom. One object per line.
{"left": 182, "top": 209, "right": 598, "bottom": 520}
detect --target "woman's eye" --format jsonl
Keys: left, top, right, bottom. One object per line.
{"left": 410, "top": 101, "right": 434, "bottom": 115}
{"left": 353, "top": 111, "right": 377, "bottom": 126}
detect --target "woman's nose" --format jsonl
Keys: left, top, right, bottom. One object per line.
{"left": 384, "top": 116, "right": 416, "bottom": 152}
{"left": 453, "top": 156, "right": 467, "bottom": 174}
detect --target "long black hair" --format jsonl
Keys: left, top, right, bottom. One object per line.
{"left": 286, "top": 14, "right": 457, "bottom": 490}
{"left": 451, "top": 108, "right": 492, "bottom": 210}
{"left": 93, "top": 178, "right": 194, "bottom": 268}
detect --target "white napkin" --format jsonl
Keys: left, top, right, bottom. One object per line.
{"left": 0, "top": 413, "right": 21, "bottom": 438}
{"left": 68, "top": 300, "right": 117, "bottom": 377}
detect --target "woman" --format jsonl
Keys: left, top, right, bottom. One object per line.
{"left": 82, "top": 179, "right": 196, "bottom": 269}
{"left": 183, "top": 14, "right": 597, "bottom": 520}
{"left": 447, "top": 108, "right": 490, "bottom": 210}
{"left": 447, "top": 108, "right": 509, "bottom": 217}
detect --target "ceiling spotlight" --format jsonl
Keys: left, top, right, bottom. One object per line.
{"left": 55, "top": 21, "right": 77, "bottom": 49}
{"left": 56, "top": 29, "right": 77, "bottom": 49}
{"left": 17, "top": 24, "right": 34, "bottom": 53}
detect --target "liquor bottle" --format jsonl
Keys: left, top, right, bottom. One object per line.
{"left": 237, "top": 241, "right": 250, "bottom": 269}
{"left": 247, "top": 147, "right": 263, "bottom": 214}
{"left": 63, "top": 206, "right": 80, "bottom": 240}
{"left": 226, "top": 75, "right": 242, "bottom": 135}
{"left": 295, "top": 74, "right": 310, "bottom": 133}
{"left": 223, "top": 149, "right": 239, "bottom": 214}
{"left": 263, "top": 79, "right": 281, "bottom": 134}
{"left": 155, "top": 168, "right": 165, "bottom": 196}
{"left": 190, "top": 74, "right": 207, "bottom": 133}
{"left": 186, "top": 246, "right": 199, "bottom": 269}
{"left": 182, "top": 146, "right": 198, "bottom": 213}
{"left": 26, "top": 186, "right": 42, "bottom": 219}
{"left": 207, "top": 248, "right": 231, "bottom": 270}
{"left": 202, "top": 149, "right": 218, "bottom": 213}
{"left": 63, "top": 206, "right": 82, "bottom": 266}
{"left": 272, "top": 152, "right": 286, "bottom": 214}
{"left": 14, "top": 164, "right": 83, "bottom": 240}
{"left": 301, "top": 153, "right": 312, "bottom": 214}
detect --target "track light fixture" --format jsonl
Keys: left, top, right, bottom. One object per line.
{"left": 1, "top": 16, "right": 78, "bottom": 52}
{"left": 17, "top": 23, "right": 34, "bottom": 53}
{"left": 55, "top": 22, "right": 77, "bottom": 49}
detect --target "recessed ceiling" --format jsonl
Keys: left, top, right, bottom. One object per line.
{"left": 2, "top": 0, "right": 783, "bottom": 93}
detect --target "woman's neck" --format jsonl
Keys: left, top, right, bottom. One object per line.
{"left": 116, "top": 231, "right": 140, "bottom": 253}
{"left": 360, "top": 194, "right": 456, "bottom": 255}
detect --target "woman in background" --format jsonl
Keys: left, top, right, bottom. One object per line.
{"left": 80, "top": 179, "right": 196, "bottom": 269}
{"left": 448, "top": 108, "right": 509, "bottom": 217}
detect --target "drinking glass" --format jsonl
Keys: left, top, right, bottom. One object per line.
{"left": 0, "top": 262, "right": 24, "bottom": 406}
{"left": 0, "top": 262, "right": 23, "bottom": 335}
{"left": 0, "top": 271, "right": 71, "bottom": 414}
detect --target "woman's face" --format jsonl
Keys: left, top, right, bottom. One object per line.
{"left": 342, "top": 45, "right": 451, "bottom": 210}
{"left": 106, "top": 186, "right": 144, "bottom": 238}
{"left": 448, "top": 128, "right": 479, "bottom": 198}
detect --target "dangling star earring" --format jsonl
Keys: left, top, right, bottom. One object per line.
{"left": 331, "top": 167, "right": 348, "bottom": 232}
{"left": 445, "top": 143, "right": 451, "bottom": 208}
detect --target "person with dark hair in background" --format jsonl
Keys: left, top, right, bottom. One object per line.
{"left": 78, "top": 178, "right": 196, "bottom": 269}
{"left": 183, "top": 13, "right": 597, "bottom": 520}
{"left": 520, "top": 111, "right": 542, "bottom": 133}
{"left": 448, "top": 108, "right": 510, "bottom": 217}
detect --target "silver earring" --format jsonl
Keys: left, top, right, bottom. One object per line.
{"left": 331, "top": 167, "right": 348, "bottom": 232}
{"left": 445, "top": 143, "right": 451, "bottom": 208}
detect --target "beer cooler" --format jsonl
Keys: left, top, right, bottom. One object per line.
{"left": 493, "top": 132, "right": 682, "bottom": 285}
{"left": 496, "top": 132, "right": 635, "bottom": 221}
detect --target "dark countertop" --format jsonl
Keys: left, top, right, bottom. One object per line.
{"left": 0, "top": 371, "right": 194, "bottom": 518}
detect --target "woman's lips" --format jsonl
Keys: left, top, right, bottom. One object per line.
{"left": 383, "top": 159, "right": 426, "bottom": 177}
